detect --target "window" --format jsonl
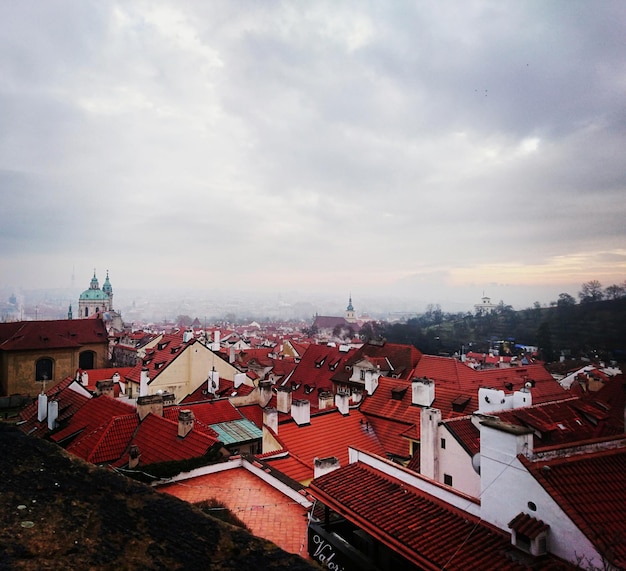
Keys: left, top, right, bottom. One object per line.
{"left": 79, "top": 350, "right": 95, "bottom": 370}
{"left": 441, "top": 438, "right": 446, "bottom": 449}
{"left": 84, "top": 307, "right": 89, "bottom": 317}
{"left": 444, "top": 474, "right": 453, "bottom": 486}
{"left": 35, "top": 358, "right": 54, "bottom": 383}
{"left": 360, "top": 370, "right": 366, "bottom": 381}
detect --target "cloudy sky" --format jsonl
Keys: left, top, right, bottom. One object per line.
{"left": 1, "top": 1, "right": 625, "bottom": 310}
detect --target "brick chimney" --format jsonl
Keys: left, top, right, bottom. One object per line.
{"left": 96, "top": 379, "right": 115, "bottom": 398}
{"left": 178, "top": 409, "right": 195, "bottom": 438}
{"left": 276, "top": 386, "right": 292, "bottom": 414}
{"left": 258, "top": 380, "right": 273, "bottom": 407}
{"left": 136, "top": 394, "right": 164, "bottom": 421}
{"left": 291, "top": 399, "right": 311, "bottom": 426}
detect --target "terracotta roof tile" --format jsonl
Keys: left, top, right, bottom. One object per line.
{"left": 0, "top": 319, "right": 108, "bottom": 351}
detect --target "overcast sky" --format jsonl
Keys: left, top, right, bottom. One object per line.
{"left": 1, "top": 1, "right": 625, "bottom": 311}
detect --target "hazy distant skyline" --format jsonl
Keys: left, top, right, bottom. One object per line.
{"left": 1, "top": 1, "right": 625, "bottom": 310}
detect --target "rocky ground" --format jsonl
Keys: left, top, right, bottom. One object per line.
{"left": 0, "top": 424, "right": 317, "bottom": 570}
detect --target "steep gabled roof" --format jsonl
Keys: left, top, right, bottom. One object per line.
{"left": 310, "top": 461, "right": 572, "bottom": 570}
{"left": 521, "top": 444, "right": 626, "bottom": 568}
{"left": 66, "top": 414, "right": 139, "bottom": 464}
{"left": 50, "top": 395, "right": 136, "bottom": 444}
{"left": 0, "top": 319, "right": 108, "bottom": 351}
{"left": 113, "top": 413, "right": 219, "bottom": 467}
{"left": 124, "top": 333, "right": 194, "bottom": 384}
{"left": 331, "top": 341, "right": 422, "bottom": 383}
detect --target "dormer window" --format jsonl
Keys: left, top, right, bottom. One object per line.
{"left": 508, "top": 513, "right": 549, "bottom": 557}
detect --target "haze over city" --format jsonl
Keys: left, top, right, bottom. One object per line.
{"left": 1, "top": 1, "right": 625, "bottom": 312}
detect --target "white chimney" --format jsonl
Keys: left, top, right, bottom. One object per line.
{"left": 291, "top": 399, "right": 311, "bottom": 426}
{"left": 112, "top": 372, "right": 121, "bottom": 384}
{"left": 264, "top": 407, "right": 278, "bottom": 434}
{"left": 513, "top": 388, "right": 533, "bottom": 409}
{"left": 229, "top": 346, "right": 236, "bottom": 364}
{"left": 37, "top": 393, "right": 48, "bottom": 422}
{"left": 178, "top": 409, "right": 195, "bottom": 438}
{"left": 258, "top": 380, "right": 273, "bottom": 407}
{"left": 420, "top": 407, "right": 441, "bottom": 480}
{"left": 365, "top": 371, "right": 380, "bottom": 395}
{"left": 212, "top": 330, "right": 220, "bottom": 351}
{"left": 47, "top": 400, "right": 59, "bottom": 431}
{"left": 276, "top": 386, "right": 292, "bottom": 414}
{"left": 412, "top": 378, "right": 435, "bottom": 407}
{"left": 234, "top": 372, "right": 246, "bottom": 388}
{"left": 478, "top": 387, "right": 507, "bottom": 413}
{"left": 139, "top": 368, "right": 150, "bottom": 397}
{"left": 207, "top": 369, "right": 220, "bottom": 394}
{"left": 81, "top": 371, "right": 89, "bottom": 386}
{"left": 335, "top": 392, "right": 350, "bottom": 416}
{"left": 314, "top": 456, "right": 341, "bottom": 479}
{"left": 183, "top": 329, "right": 193, "bottom": 343}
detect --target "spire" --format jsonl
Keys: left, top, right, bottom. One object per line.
{"left": 90, "top": 270, "right": 99, "bottom": 290}
{"left": 68, "top": 304, "right": 73, "bottom": 320}
{"left": 102, "top": 270, "right": 113, "bottom": 296}
{"left": 347, "top": 293, "right": 354, "bottom": 312}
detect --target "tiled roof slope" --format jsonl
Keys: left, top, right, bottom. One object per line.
{"left": 50, "top": 395, "right": 136, "bottom": 444}
{"left": 413, "top": 356, "right": 567, "bottom": 418}
{"left": 310, "top": 462, "right": 573, "bottom": 571}
{"left": 274, "top": 410, "right": 385, "bottom": 481}
{"left": 442, "top": 416, "right": 481, "bottom": 457}
{"left": 0, "top": 319, "right": 108, "bottom": 351}
{"left": 66, "top": 414, "right": 139, "bottom": 464}
{"left": 331, "top": 341, "right": 422, "bottom": 383}
{"left": 285, "top": 344, "right": 355, "bottom": 406}
{"left": 112, "top": 413, "right": 219, "bottom": 467}
{"left": 124, "top": 333, "right": 191, "bottom": 384}
{"left": 18, "top": 377, "right": 91, "bottom": 438}
{"left": 164, "top": 400, "right": 243, "bottom": 425}
{"left": 521, "top": 445, "right": 626, "bottom": 569}
{"left": 180, "top": 378, "right": 254, "bottom": 403}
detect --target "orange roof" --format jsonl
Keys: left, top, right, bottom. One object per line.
{"left": 0, "top": 319, "right": 108, "bottom": 351}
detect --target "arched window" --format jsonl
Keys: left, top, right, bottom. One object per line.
{"left": 79, "top": 350, "right": 95, "bottom": 370}
{"left": 35, "top": 358, "right": 54, "bottom": 383}
{"left": 85, "top": 307, "right": 89, "bottom": 317}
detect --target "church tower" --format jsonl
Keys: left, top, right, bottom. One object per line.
{"left": 345, "top": 294, "right": 356, "bottom": 323}
{"left": 78, "top": 270, "right": 113, "bottom": 318}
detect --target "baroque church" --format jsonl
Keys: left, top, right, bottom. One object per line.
{"left": 77, "top": 270, "right": 113, "bottom": 318}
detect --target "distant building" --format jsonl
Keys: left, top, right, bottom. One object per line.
{"left": 78, "top": 271, "right": 113, "bottom": 319}
{"left": 474, "top": 295, "right": 498, "bottom": 315}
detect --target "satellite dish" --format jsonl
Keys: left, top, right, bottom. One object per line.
{"left": 472, "top": 453, "right": 481, "bottom": 475}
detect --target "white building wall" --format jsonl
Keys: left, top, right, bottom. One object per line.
{"left": 437, "top": 425, "right": 481, "bottom": 498}
{"left": 480, "top": 423, "right": 600, "bottom": 565}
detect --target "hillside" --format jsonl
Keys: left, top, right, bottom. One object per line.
{"left": 0, "top": 425, "right": 317, "bottom": 571}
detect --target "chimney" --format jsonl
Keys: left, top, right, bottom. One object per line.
{"left": 178, "top": 409, "right": 195, "bottom": 438}
{"left": 258, "top": 380, "right": 273, "bottom": 407}
{"left": 276, "top": 386, "right": 292, "bottom": 414}
{"left": 229, "top": 346, "right": 236, "bottom": 364}
{"left": 212, "top": 330, "right": 220, "bottom": 352}
{"left": 136, "top": 394, "right": 164, "bottom": 420}
{"left": 128, "top": 445, "right": 140, "bottom": 469}
{"left": 183, "top": 329, "right": 193, "bottom": 343}
{"left": 335, "top": 392, "right": 350, "bottom": 416}
{"left": 81, "top": 371, "right": 89, "bottom": 386}
{"left": 291, "top": 399, "right": 311, "bottom": 426}
{"left": 365, "top": 371, "right": 380, "bottom": 395}
{"left": 207, "top": 369, "right": 220, "bottom": 395}
{"left": 47, "top": 400, "right": 59, "bottom": 431}
{"left": 412, "top": 378, "right": 435, "bottom": 407}
{"left": 318, "top": 391, "right": 334, "bottom": 410}
{"left": 264, "top": 407, "right": 278, "bottom": 434}
{"left": 314, "top": 456, "right": 341, "bottom": 479}
{"left": 234, "top": 372, "right": 246, "bottom": 388}
{"left": 37, "top": 393, "right": 48, "bottom": 422}
{"left": 139, "top": 368, "right": 150, "bottom": 397}
{"left": 420, "top": 407, "right": 441, "bottom": 480}
{"left": 96, "top": 379, "right": 115, "bottom": 398}
{"left": 112, "top": 372, "right": 121, "bottom": 384}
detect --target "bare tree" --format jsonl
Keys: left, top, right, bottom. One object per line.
{"left": 579, "top": 280, "right": 604, "bottom": 303}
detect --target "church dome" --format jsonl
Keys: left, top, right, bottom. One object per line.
{"left": 79, "top": 288, "right": 110, "bottom": 301}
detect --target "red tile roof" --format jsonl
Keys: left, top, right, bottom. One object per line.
{"left": 521, "top": 444, "right": 626, "bottom": 568}
{"left": 331, "top": 341, "right": 422, "bottom": 383}
{"left": 508, "top": 512, "right": 550, "bottom": 539}
{"left": 180, "top": 378, "right": 255, "bottom": 403}
{"left": 264, "top": 454, "right": 313, "bottom": 484}
{"left": 50, "top": 395, "right": 136, "bottom": 444}
{"left": 0, "top": 319, "right": 108, "bottom": 351}
{"left": 164, "top": 400, "right": 243, "bottom": 425}
{"left": 124, "top": 333, "right": 194, "bottom": 384}
{"left": 18, "top": 377, "right": 91, "bottom": 438}
{"left": 272, "top": 410, "right": 385, "bottom": 482}
{"left": 442, "top": 416, "right": 481, "bottom": 457}
{"left": 285, "top": 344, "right": 356, "bottom": 407}
{"left": 66, "top": 414, "right": 139, "bottom": 464}
{"left": 113, "top": 413, "right": 220, "bottom": 467}
{"left": 310, "top": 461, "right": 573, "bottom": 570}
